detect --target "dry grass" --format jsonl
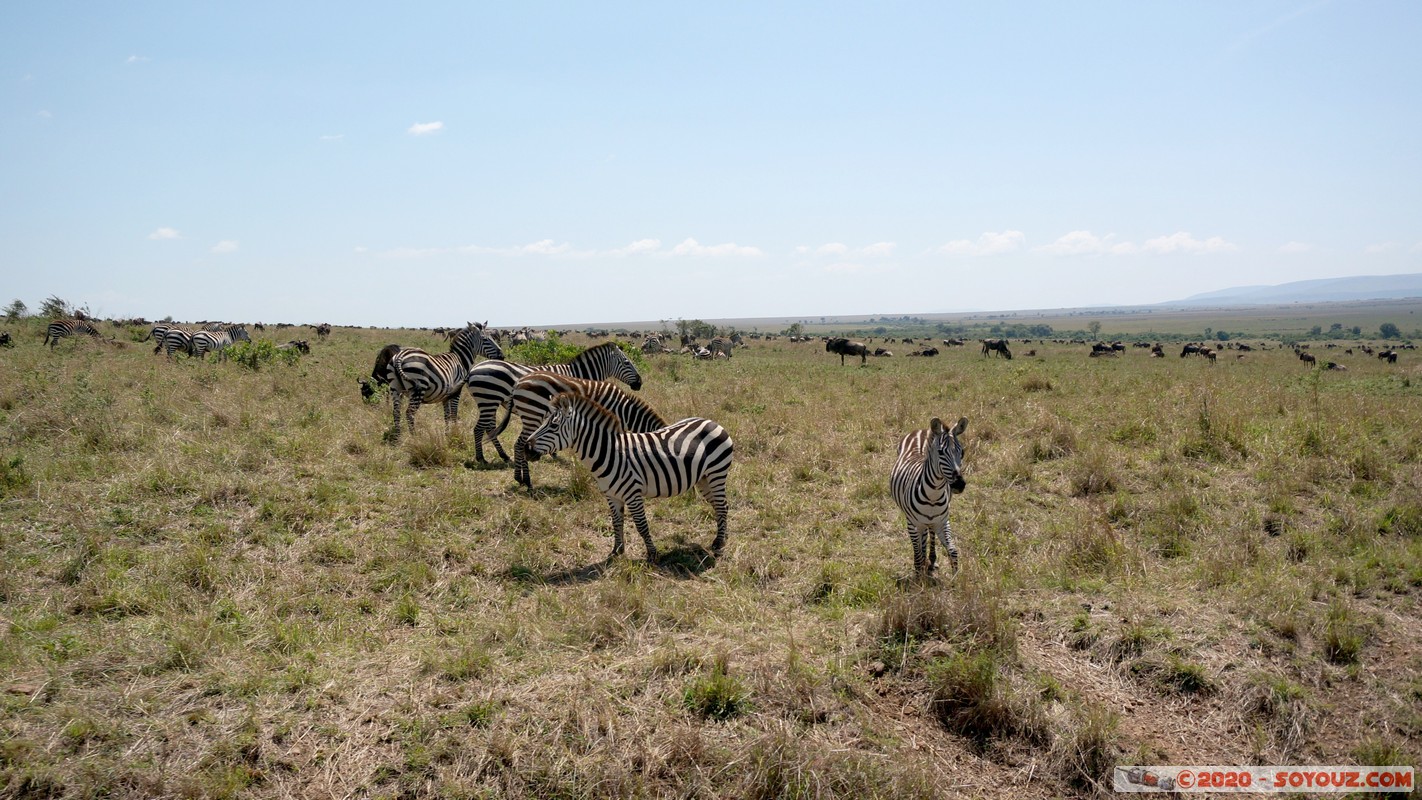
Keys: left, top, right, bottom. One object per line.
{"left": 1, "top": 317, "right": 1420, "bottom": 798}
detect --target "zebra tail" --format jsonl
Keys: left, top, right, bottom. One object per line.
{"left": 492, "top": 397, "right": 515, "bottom": 437}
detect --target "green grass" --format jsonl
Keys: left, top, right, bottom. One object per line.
{"left": 0, "top": 313, "right": 1419, "bottom": 797}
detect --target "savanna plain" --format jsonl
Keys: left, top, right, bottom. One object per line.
{"left": 1, "top": 312, "right": 1420, "bottom": 799}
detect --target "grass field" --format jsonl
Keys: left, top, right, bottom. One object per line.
{"left": 1, "top": 313, "right": 1420, "bottom": 799}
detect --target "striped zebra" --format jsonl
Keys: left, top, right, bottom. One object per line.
{"left": 386, "top": 323, "right": 499, "bottom": 441}
{"left": 191, "top": 325, "right": 251, "bottom": 359}
{"left": 144, "top": 323, "right": 172, "bottom": 353}
{"left": 44, "top": 319, "right": 103, "bottom": 349}
{"left": 526, "top": 391, "right": 733, "bottom": 563}
{"left": 160, "top": 327, "right": 197, "bottom": 358}
{"left": 707, "top": 336, "right": 734, "bottom": 358}
{"left": 890, "top": 416, "right": 969, "bottom": 576}
{"left": 511, "top": 373, "right": 668, "bottom": 490}
{"left": 466, "top": 342, "right": 644, "bottom": 464}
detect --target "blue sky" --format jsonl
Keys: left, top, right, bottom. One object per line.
{"left": 3, "top": 2, "right": 1419, "bottom": 327}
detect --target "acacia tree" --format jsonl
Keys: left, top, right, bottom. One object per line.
{"left": 1379, "top": 322, "right": 1400, "bottom": 339}
{"left": 39, "top": 295, "right": 72, "bottom": 318}
{"left": 3, "top": 299, "right": 26, "bottom": 320}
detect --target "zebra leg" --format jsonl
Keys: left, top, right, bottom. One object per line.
{"left": 626, "top": 495, "right": 658, "bottom": 564}
{"left": 909, "top": 523, "right": 929, "bottom": 576}
{"left": 405, "top": 396, "right": 421, "bottom": 438}
{"left": 698, "top": 477, "right": 730, "bottom": 554}
{"left": 605, "top": 498, "right": 627, "bottom": 557}
{"left": 935, "top": 518, "right": 960, "bottom": 574}
{"left": 472, "top": 407, "right": 493, "bottom": 462}
{"left": 513, "top": 437, "right": 530, "bottom": 489}
{"left": 390, "top": 390, "right": 404, "bottom": 441}
{"left": 444, "top": 395, "right": 460, "bottom": 426}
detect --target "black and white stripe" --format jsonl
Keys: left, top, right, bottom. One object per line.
{"left": 44, "top": 319, "right": 102, "bottom": 349}
{"left": 890, "top": 416, "right": 968, "bottom": 575}
{"left": 526, "top": 391, "right": 733, "bottom": 562}
{"left": 386, "top": 323, "right": 499, "bottom": 440}
{"left": 160, "top": 328, "right": 196, "bottom": 357}
{"left": 191, "top": 325, "right": 250, "bottom": 359}
{"left": 510, "top": 373, "right": 668, "bottom": 490}
{"left": 707, "top": 336, "right": 734, "bottom": 358}
{"left": 466, "top": 342, "right": 644, "bottom": 464}
{"left": 144, "top": 323, "right": 173, "bottom": 353}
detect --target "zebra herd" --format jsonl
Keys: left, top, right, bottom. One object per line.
{"left": 145, "top": 322, "right": 251, "bottom": 359}
{"left": 367, "top": 324, "right": 970, "bottom": 574}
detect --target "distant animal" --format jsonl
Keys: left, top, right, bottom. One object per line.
{"left": 191, "top": 325, "right": 250, "bottom": 360}
{"left": 0, "top": 332, "right": 11, "bottom": 348}
{"left": 44, "top": 319, "right": 102, "bottom": 350}
{"left": 707, "top": 336, "right": 734, "bottom": 359}
{"left": 692, "top": 345, "right": 713, "bottom": 360}
{"left": 276, "top": 340, "right": 310, "bottom": 354}
{"left": 873, "top": 348, "right": 893, "bottom": 357}
{"left": 891, "top": 417, "right": 968, "bottom": 576}
{"left": 825, "top": 337, "right": 869, "bottom": 365}
{"left": 980, "top": 339, "right": 1012, "bottom": 359}
{"left": 525, "top": 391, "right": 733, "bottom": 563}
{"left": 640, "top": 336, "right": 665, "bottom": 354}
{"left": 1379, "top": 350, "right": 1398, "bottom": 364}
{"left": 1298, "top": 352, "right": 1316, "bottom": 365}
{"left": 386, "top": 323, "right": 498, "bottom": 441}
{"left": 510, "top": 373, "right": 669, "bottom": 490}
{"left": 1324, "top": 361, "right": 1347, "bottom": 371}
{"left": 1180, "top": 343, "right": 1203, "bottom": 358}
{"left": 314, "top": 323, "right": 332, "bottom": 338}
{"left": 1024, "top": 349, "right": 1036, "bottom": 357}
{"left": 466, "top": 342, "right": 644, "bottom": 464}
{"left": 143, "top": 323, "right": 173, "bottom": 353}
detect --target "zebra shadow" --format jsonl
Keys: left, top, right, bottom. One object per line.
{"left": 535, "top": 543, "right": 719, "bottom": 585}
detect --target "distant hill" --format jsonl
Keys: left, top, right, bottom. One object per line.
{"left": 1168, "top": 273, "right": 1422, "bottom": 306}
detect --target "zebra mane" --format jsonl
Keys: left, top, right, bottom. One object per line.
{"left": 571, "top": 342, "right": 626, "bottom": 365}
{"left": 556, "top": 390, "right": 625, "bottom": 433}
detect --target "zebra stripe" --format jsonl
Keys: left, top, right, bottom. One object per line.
{"left": 191, "top": 326, "right": 250, "bottom": 359}
{"left": 466, "top": 342, "right": 644, "bottom": 463}
{"left": 44, "top": 319, "right": 102, "bottom": 349}
{"left": 526, "top": 391, "right": 733, "bottom": 563}
{"left": 511, "top": 373, "right": 668, "bottom": 490}
{"left": 144, "top": 323, "right": 172, "bottom": 353}
{"left": 890, "top": 416, "right": 968, "bottom": 575}
{"left": 387, "top": 323, "right": 497, "bottom": 440}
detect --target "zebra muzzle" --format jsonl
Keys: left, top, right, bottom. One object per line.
{"left": 950, "top": 476, "right": 966, "bottom": 493}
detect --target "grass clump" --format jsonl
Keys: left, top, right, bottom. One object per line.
{"left": 684, "top": 655, "right": 750, "bottom": 721}
{"left": 1321, "top": 599, "right": 1367, "bottom": 665}
{"left": 1052, "top": 703, "right": 1120, "bottom": 792}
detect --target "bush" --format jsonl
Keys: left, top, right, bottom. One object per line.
{"left": 684, "top": 656, "right": 750, "bottom": 720}
{"left": 225, "top": 340, "right": 301, "bottom": 370}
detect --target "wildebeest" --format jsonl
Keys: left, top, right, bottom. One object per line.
{"left": 1180, "top": 343, "right": 1203, "bottom": 357}
{"left": 1379, "top": 350, "right": 1398, "bottom": 364}
{"left": 0, "top": 332, "right": 11, "bottom": 348}
{"left": 1298, "top": 352, "right": 1316, "bottom": 365}
{"left": 826, "top": 337, "right": 869, "bottom": 365}
{"left": 314, "top": 323, "right": 332, "bottom": 338}
{"left": 980, "top": 339, "right": 1012, "bottom": 359}
{"left": 277, "top": 340, "right": 310, "bottom": 354}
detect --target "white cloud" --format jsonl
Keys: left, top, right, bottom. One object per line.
{"left": 798, "top": 242, "right": 896, "bottom": 258}
{"left": 1033, "top": 230, "right": 1134, "bottom": 256}
{"left": 1279, "top": 241, "right": 1312, "bottom": 254}
{"left": 939, "top": 230, "right": 1026, "bottom": 257}
{"left": 407, "top": 121, "right": 444, "bottom": 136}
{"left": 669, "top": 238, "right": 763, "bottom": 257}
{"left": 126, "top": 55, "right": 150, "bottom": 64}
{"left": 1140, "top": 231, "right": 1238, "bottom": 254}
{"left": 211, "top": 240, "right": 238, "bottom": 254}
{"left": 860, "top": 241, "right": 896, "bottom": 257}
{"left": 823, "top": 262, "right": 868, "bottom": 274}
{"left": 817, "top": 242, "right": 849, "bottom": 256}
{"left": 319, "top": 133, "right": 344, "bottom": 141}
{"left": 611, "top": 238, "right": 662, "bottom": 256}
{"left": 147, "top": 227, "right": 180, "bottom": 240}
{"left": 1364, "top": 242, "right": 1399, "bottom": 255}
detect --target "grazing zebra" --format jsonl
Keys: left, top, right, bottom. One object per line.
{"left": 160, "top": 327, "right": 197, "bottom": 357}
{"left": 511, "top": 373, "right": 668, "bottom": 490}
{"left": 890, "top": 416, "right": 969, "bottom": 576}
{"left": 144, "top": 323, "right": 172, "bottom": 353}
{"left": 526, "top": 391, "right": 733, "bottom": 563}
{"left": 385, "top": 323, "right": 499, "bottom": 441}
{"left": 191, "top": 326, "right": 251, "bottom": 359}
{"left": 44, "top": 319, "right": 103, "bottom": 349}
{"left": 707, "top": 336, "right": 734, "bottom": 358}
{"left": 466, "top": 342, "right": 644, "bottom": 463}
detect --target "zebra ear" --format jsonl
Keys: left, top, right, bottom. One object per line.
{"left": 951, "top": 417, "right": 968, "bottom": 436}
{"left": 930, "top": 417, "right": 944, "bottom": 434}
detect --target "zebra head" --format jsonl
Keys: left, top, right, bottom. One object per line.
{"left": 231, "top": 326, "right": 251, "bottom": 343}
{"left": 611, "top": 346, "right": 643, "bottom": 391}
{"left": 931, "top": 417, "right": 968, "bottom": 494}
{"left": 527, "top": 392, "right": 622, "bottom": 458}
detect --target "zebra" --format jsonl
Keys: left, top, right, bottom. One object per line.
{"left": 191, "top": 325, "right": 251, "bottom": 360}
{"left": 44, "top": 319, "right": 103, "bottom": 349}
{"left": 525, "top": 390, "right": 733, "bottom": 563}
{"left": 144, "top": 323, "right": 173, "bottom": 353}
{"left": 707, "top": 336, "right": 734, "bottom": 358}
{"left": 386, "top": 323, "right": 499, "bottom": 441}
{"left": 466, "top": 342, "right": 644, "bottom": 464}
{"left": 890, "top": 416, "right": 968, "bottom": 576}
{"left": 510, "top": 373, "right": 668, "bottom": 490}
{"left": 161, "top": 327, "right": 197, "bottom": 358}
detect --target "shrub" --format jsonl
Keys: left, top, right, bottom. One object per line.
{"left": 225, "top": 340, "right": 300, "bottom": 370}
{"left": 684, "top": 656, "right": 750, "bottom": 721}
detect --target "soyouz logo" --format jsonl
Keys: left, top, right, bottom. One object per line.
{"left": 1114, "top": 765, "right": 1414, "bottom": 793}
